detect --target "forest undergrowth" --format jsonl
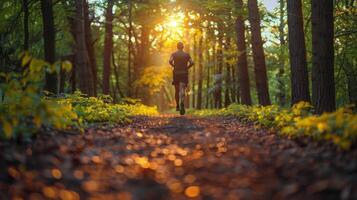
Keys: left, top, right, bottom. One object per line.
{"left": 0, "top": 55, "right": 158, "bottom": 141}
{"left": 1, "top": 55, "right": 356, "bottom": 150}
{"left": 191, "top": 102, "right": 357, "bottom": 149}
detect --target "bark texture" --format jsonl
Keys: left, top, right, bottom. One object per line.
{"left": 311, "top": 0, "right": 335, "bottom": 113}
{"left": 84, "top": 1, "right": 97, "bottom": 96}
{"left": 103, "top": 0, "right": 114, "bottom": 95}
{"left": 41, "top": 0, "right": 57, "bottom": 94}
{"left": 236, "top": 0, "right": 252, "bottom": 105}
{"left": 74, "top": 0, "right": 94, "bottom": 96}
{"left": 287, "top": 0, "right": 310, "bottom": 105}
{"left": 248, "top": 0, "right": 271, "bottom": 106}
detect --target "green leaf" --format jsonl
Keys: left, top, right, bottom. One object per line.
{"left": 61, "top": 61, "right": 72, "bottom": 72}
{"left": 3, "top": 121, "right": 12, "bottom": 138}
{"left": 21, "top": 52, "right": 32, "bottom": 67}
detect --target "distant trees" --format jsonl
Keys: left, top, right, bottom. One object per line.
{"left": 287, "top": 0, "right": 310, "bottom": 105}
{"left": 197, "top": 33, "right": 204, "bottom": 109}
{"left": 247, "top": 0, "right": 271, "bottom": 106}
{"left": 22, "top": 0, "right": 29, "bottom": 51}
{"left": 127, "top": 0, "right": 133, "bottom": 97}
{"left": 2, "top": 0, "right": 350, "bottom": 112}
{"left": 103, "top": 0, "right": 114, "bottom": 95}
{"left": 215, "top": 28, "right": 224, "bottom": 108}
{"left": 276, "top": 0, "right": 286, "bottom": 106}
{"left": 335, "top": 1, "right": 357, "bottom": 110}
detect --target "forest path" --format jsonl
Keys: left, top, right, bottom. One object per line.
{"left": 1, "top": 115, "right": 356, "bottom": 200}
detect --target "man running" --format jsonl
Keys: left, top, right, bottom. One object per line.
{"left": 169, "top": 42, "right": 194, "bottom": 112}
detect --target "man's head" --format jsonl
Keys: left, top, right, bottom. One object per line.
{"left": 177, "top": 42, "right": 184, "bottom": 50}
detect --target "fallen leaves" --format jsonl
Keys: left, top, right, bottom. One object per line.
{"left": 185, "top": 186, "right": 200, "bottom": 198}
{"left": 0, "top": 116, "right": 356, "bottom": 199}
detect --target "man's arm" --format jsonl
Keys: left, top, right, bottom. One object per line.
{"left": 187, "top": 55, "right": 194, "bottom": 69}
{"left": 169, "top": 54, "right": 174, "bottom": 67}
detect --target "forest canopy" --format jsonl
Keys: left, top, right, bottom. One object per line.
{"left": 0, "top": 0, "right": 356, "bottom": 112}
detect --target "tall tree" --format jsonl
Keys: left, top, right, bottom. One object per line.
{"left": 103, "top": 0, "right": 114, "bottom": 95}
{"left": 205, "top": 36, "right": 211, "bottom": 109}
{"left": 215, "top": 27, "right": 224, "bottom": 108}
{"left": 40, "top": 0, "right": 57, "bottom": 94}
{"left": 127, "top": 0, "right": 133, "bottom": 97}
{"left": 22, "top": 0, "right": 29, "bottom": 51}
{"left": 84, "top": 0, "right": 98, "bottom": 96}
{"left": 74, "top": 0, "right": 94, "bottom": 96}
{"left": 192, "top": 34, "right": 197, "bottom": 108}
{"left": 236, "top": 0, "right": 252, "bottom": 105}
{"left": 311, "top": 0, "right": 335, "bottom": 113}
{"left": 277, "top": 0, "right": 286, "bottom": 105}
{"left": 196, "top": 32, "right": 203, "bottom": 109}
{"left": 247, "top": 0, "right": 271, "bottom": 106}
{"left": 287, "top": 0, "right": 310, "bottom": 105}
{"left": 224, "top": 36, "right": 232, "bottom": 107}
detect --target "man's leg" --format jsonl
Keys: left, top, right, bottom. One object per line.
{"left": 175, "top": 84, "right": 180, "bottom": 110}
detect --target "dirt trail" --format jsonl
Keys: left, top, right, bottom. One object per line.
{"left": 1, "top": 115, "right": 356, "bottom": 200}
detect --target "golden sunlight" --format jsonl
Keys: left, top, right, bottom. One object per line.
{"left": 164, "top": 12, "right": 185, "bottom": 32}
{"left": 168, "top": 19, "right": 179, "bottom": 28}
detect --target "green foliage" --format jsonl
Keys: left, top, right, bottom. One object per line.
{"left": 135, "top": 65, "right": 171, "bottom": 95}
{"left": 56, "top": 92, "right": 159, "bottom": 124}
{"left": 0, "top": 55, "right": 158, "bottom": 140}
{"left": 0, "top": 54, "right": 78, "bottom": 140}
{"left": 285, "top": 107, "right": 357, "bottom": 150}
{"left": 191, "top": 102, "right": 357, "bottom": 149}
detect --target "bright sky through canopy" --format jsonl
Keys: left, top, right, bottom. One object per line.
{"left": 262, "top": 0, "right": 278, "bottom": 11}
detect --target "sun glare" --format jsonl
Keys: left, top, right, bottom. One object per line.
{"left": 168, "top": 19, "right": 179, "bottom": 28}
{"left": 152, "top": 11, "right": 186, "bottom": 50}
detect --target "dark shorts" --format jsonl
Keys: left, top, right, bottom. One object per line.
{"left": 172, "top": 72, "right": 188, "bottom": 85}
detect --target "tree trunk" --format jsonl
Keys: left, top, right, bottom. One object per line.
{"left": 311, "top": 0, "right": 335, "bottom": 113}
{"left": 113, "top": 51, "right": 124, "bottom": 99}
{"left": 196, "top": 33, "right": 203, "bottom": 109}
{"left": 215, "top": 28, "right": 224, "bottom": 109}
{"left": 287, "top": 0, "right": 310, "bottom": 105}
{"left": 248, "top": 0, "right": 271, "bottom": 106}
{"left": 224, "top": 37, "right": 232, "bottom": 107}
{"left": 137, "top": 25, "right": 150, "bottom": 102}
{"left": 127, "top": 0, "right": 133, "bottom": 97}
{"left": 211, "top": 39, "right": 217, "bottom": 109}
{"left": 231, "top": 63, "right": 237, "bottom": 103}
{"left": 184, "top": 23, "right": 191, "bottom": 108}
{"left": 236, "top": 0, "right": 252, "bottom": 105}
{"left": 192, "top": 35, "right": 197, "bottom": 108}
{"left": 341, "top": 59, "right": 357, "bottom": 110}
{"left": 103, "top": 0, "right": 114, "bottom": 95}
{"left": 23, "top": 0, "right": 29, "bottom": 51}
{"left": 75, "top": 0, "right": 94, "bottom": 96}
{"left": 84, "top": 0, "right": 98, "bottom": 96}
{"left": 346, "top": 72, "right": 357, "bottom": 110}
{"left": 205, "top": 37, "right": 211, "bottom": 109}
{"left": 277, "top": 0, "right": 286, "bottom": 106}
{"left": 40, "top": 0, "right": 57, "bottom": 94}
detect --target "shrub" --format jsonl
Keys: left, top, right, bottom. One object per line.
{"left": 0, "top": 53, "right": 78, "bottom": 140}
{"left": 0, "top": 54, "right": 159, "bottom": 140}
{"left": 56, "top": 92, "right": 158, "bottom": 124}
{"left": 191, "top": 102, "right": 357, "bottom": 149}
